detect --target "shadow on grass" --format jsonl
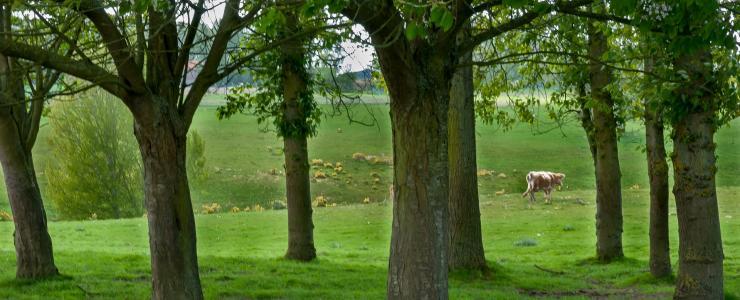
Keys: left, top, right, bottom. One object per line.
{"left": 0, "top": 251, "right": 686, "bottom": 299}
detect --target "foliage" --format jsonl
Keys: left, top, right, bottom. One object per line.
{"left": 221, "top": 47, "right": 320, "bottom": 138}
{"left": 186, "top": 130, "right": 208, "bottom": 181}
{"left": 612, "top": 0, "right": 739, "bottom": 126}
{"left": 44, "top": 90, "right": 143, "bottom": 220}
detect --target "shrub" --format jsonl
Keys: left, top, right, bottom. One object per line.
{"left": 45, "top": 90, "right": 144, "bottom": 220}
{"left": 186, "top": 130, "right": 208, "bottom": 181}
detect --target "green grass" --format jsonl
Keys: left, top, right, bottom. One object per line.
{"left": 1, "top": 98, "right": 739, "bottom": 214}
{"left": 0, "top": 96, "right": 738, "bottom": 298}
{"left": 0, "top": 188, "right": 738, "bottom": 298}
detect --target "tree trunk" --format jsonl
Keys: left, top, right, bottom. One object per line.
{"left": 644, "top": 57, "right": 671, "bottom": 278}
{"left": 447, "top": 42, "right": 486, "bottom": 272}
{"left": 0, "top": 110, "right": 58, "bottom": 279}
{"left": 576, "top": 82, "right": 597, "bottom": 162}
{"left": 133, "top": 111, "right": 202, "bottom": 299}
{"left": 386, "top": 56, "right": 450, "bottom": 299}
{"left": 671, "top": 50, "right": 723, "bottom": 300}
{"left": 0, "top": 33, "right": 58, "bottom": 279}
{"left": 588, "top": 22, "right": 623, "bottom": 262}
{"left": 281, "top": 20, "right": 316, "bottom": 261}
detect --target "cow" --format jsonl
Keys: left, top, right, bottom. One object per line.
{"left": 522, "top": 171, "right": 565, "bottom": 204}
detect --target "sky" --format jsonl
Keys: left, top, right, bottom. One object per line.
{"left": 192, "top": 2, "right": 375, "bottom": 72}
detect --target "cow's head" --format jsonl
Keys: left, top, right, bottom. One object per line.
{"left": 552, "top": 173, "right": 565, "bottom": 186}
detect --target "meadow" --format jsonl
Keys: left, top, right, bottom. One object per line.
{"left": 0, "top": 96, "right": 738, "bottom": 298}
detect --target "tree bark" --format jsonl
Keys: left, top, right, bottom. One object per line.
{"left": 671, "top": 49, "right": 723, "bottom": 300}
{"left": 384, "top": 52, "right": 451, "bottom": 299}
{"left": 447, "top": 39, "right": 486, "bottom": 272}
{"left": 133, "top": 109, "right": 202, "bottom": 300}
{"left": 0, "top": 110, "right": 58, "bottom": 279}
{"left": 644, "top": 57, "right": 671, "bottom": 278}
{"left": 588, "top": 22, "right": 623, "bottom": 262}
{"left": 280, "top": 15, "right": 316, "bottom": 261}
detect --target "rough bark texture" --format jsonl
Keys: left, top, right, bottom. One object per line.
{"left": 588, "top": 23, "right": 623, "bottom": 262}
{"left": 447, "top": 40, "right": 486, "bottom": 272}
{"left": 671, "top": 50, "right": 723, "bottom": 300}
{"left": 133, "top": 107, "right": 202, "bottom": 300}
{"left": 281, "top": 15, "right": 316, "bottom": 261}
{"left": 0, "top": 113, "right": 58, "bottom": 279}
{"left": 341, "top": 2, "right": 455, "bottom": 296}
{"left": 382, "top": 49, "right": 451, "bottom": 299}
{"left": 643, "top": 57, "right": 671, "bottom": 278}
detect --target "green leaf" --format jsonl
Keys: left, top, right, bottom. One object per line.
{"left": 405, "top": 22, "right": 418, "bottom": 40}
{"left": 430, "top": 6, "right": 445, "bottom": 24}
{"left": 440, "top": 11, "right": 454, "bottom": 31}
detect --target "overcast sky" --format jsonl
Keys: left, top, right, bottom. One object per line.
{"left": 193, "top": 2, "right": 374, "bottom": 72}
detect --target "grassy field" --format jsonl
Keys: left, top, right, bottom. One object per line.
{"left": 1, "top": 97, "right": 739, "bottom": 214}
{"left": 0, "top": 96, "right": 738, "bottom": 298}
{"left": 0, "top": 188, "right": 738, "bottom": 298}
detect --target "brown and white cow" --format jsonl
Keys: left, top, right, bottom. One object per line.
{"left": 522, "top": 171, "right": 565, "bottom": 204}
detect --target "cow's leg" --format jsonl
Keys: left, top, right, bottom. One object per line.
{"left": 545, "top": 189, "right": 551, "bottom": 204}
{"left": 529, "top": 191, "right": 536, "bottom": 204}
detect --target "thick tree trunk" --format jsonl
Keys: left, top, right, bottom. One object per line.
{"left": 644, "top": 57, "right": 671, "bottom": 278}
{"left": 671, "top": 50, "right": 723, "bottom": 300}
{"left": 133, "top": 112, "right": 202, "bottom": 299}
{"left": 386, "top": 57, "right": 450, "bottom": 299}
{"left": 447, "top": 45, "right": 486, "bottom": 272}
{"left": 588, "top": 23, "right": 623, "bottom": 261}
{"left": 281, "top": 22, "right": 316, "bottom": 261}
{"left": 283, "top": 136, "right": 315, "bottom": 260}
{"left": 0, "top": 110, "right": 58, "bottom": 279}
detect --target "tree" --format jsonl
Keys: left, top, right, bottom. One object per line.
{"left": 339, "top": 0, "right": 593, "bottom": 297}
{"left": 45, "top": 90, "right": 144, "bottom": 220}
{"left": 0, "top": 1, "right": 266, "bottom": 297}
{"left": 641, "top": 41, "right": 671, "bottom": 278}
{"left": 447, "top": 25, "right": 486, "bottom": 272}
{"left": 219, "top": 3, "right": 346, "bottom": 261}
{"left": 0, "top": 3, "right": 83, "bottom": 279}
{"left": 586, "top": 14, "right": 624, "bottom": 261}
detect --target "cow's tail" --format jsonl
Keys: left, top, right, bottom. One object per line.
{"left": 522, "top": 173, "right": 533, "bottom": 197}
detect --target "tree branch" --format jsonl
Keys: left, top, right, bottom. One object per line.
{"left": 0, "top": 39, "right": 126, "bottom": 98}
{"left": 463, "top": 0, "right": 593, "bottom": 51}
{"left": 74, "top": 0, "right": 146, "bottom": 94}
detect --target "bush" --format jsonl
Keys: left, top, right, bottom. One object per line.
{"left": 187, "top": 130, "right": 208, "bottom": 181}
{"left": 44, "top": 90, "right": 144, "bottom": 220}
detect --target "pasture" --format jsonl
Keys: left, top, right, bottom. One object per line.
{"left": 0, "top": 98, "right": 738, "bottom": 298}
